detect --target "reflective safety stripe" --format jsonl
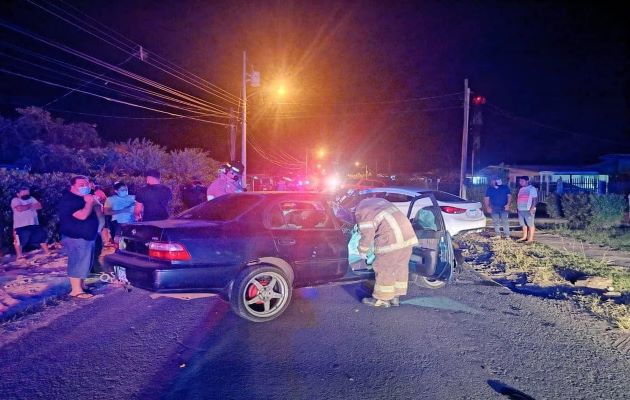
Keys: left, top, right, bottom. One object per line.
{"left": 374, "top": 284, "right": 395, "bottom": 293}
{"left": 382, "top": 212, "right": 404, "bottom": 244}
{"left": 376, "top": 237, "right": 419, "bottom": 254}
{"left": 394, "top": 281, "right": 408, "bottom": 289}
{"left": 358, "top": 221, "right": 375, "bottom": 230}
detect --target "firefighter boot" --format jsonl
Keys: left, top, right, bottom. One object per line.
{"left": 390, "top": 297, "right": 400, "bottom": 307}
{"left": 362, "top": 297, "right": 391, "bottom": 308}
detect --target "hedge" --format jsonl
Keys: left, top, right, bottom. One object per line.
{"left": 0, "top": 169, "right": 214, "bottom": 251}
{"left": 560, "top": 192, "right": 627, "bottom": 230}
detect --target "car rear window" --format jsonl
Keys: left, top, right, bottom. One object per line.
{"left": 431, "top": 191, "right": 468, "bottom": 203}
{"left": 177, "top": 195, "right": 262, "bottom": 221}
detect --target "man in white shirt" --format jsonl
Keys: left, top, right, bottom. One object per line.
{"left": 11, "top": 187, "right": 50, "bottom": 260}
{"left": 516, "top": 176, "right": 538, "bottom": 242}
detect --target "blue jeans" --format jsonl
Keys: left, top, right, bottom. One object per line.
{"left": 491, "top": 209, "right": 510, "bottom": 236}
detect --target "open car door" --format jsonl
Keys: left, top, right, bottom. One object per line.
{"left": 406, "top": 193, "right": 455, "bottom": 289}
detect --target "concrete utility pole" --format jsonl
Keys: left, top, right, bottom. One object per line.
{"left": 241, "top": 51, "right": 248, "bottom": 186}
{"left": 229, "top": 108, "right": 237, "bottom": 161}
{"left": 459, "top": 79, "right": 471, "bottom": 199}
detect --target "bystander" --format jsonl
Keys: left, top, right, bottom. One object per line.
{"left": 11, "top": 186, "right": 50, "bottom": 260}
{"left": 134, "top": 169, "right": 172, "bottom": 222}
{"left": 57, "top": 176, "right": 102, "bottom": 299}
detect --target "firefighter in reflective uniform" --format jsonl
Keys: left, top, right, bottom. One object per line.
{"left": 207, "top": 162, "right": 244, "bottom": 200}
{"left": 355, "top": 197, "right": 418, "bottom": 307}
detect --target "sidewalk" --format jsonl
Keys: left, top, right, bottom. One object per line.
{"left": 485, "top": 217, "right": 630, "bottom": 269}
{"left": 536, "top": 232, "right": 630, "bottom": 269}
{"left": 0, "top": 245, "right": 113, "bottom": 321}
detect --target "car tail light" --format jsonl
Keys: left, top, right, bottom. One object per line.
{"left": 148, "top": 242, "right": 191, "bottom": 261}
{"left": 440, "top": 206, "right": 467, "bottom": 214}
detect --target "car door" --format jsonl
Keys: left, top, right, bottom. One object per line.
{"left": 267, "top": 199, "right": 348, "bottom": 286}
{"left": 407, "top": 192, "right": 455, "bottom": 281}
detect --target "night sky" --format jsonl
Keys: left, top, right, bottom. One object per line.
{"left": 1, "top": 0, "right": 628, "bottom": 174}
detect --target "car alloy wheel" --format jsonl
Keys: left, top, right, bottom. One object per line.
{"left": 231, "top": 266, "right": 292, "bottom": 322}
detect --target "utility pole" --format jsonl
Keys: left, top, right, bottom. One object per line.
{"left": 459, "top": 79, "right": 471, "bottom": 199}
{"left": 229, "top": 108, "right": 237, "bottom": 161}
{"left": 241, "top": 51, "right": 248, "bottom": 187}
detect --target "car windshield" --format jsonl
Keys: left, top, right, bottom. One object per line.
{"left": 431, "top": 191, "right": 469, "bottom": 203}
{"left": 177, "top": 194, "right": 262, "bottom": 221}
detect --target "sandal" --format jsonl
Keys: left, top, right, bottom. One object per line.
{"left": 69, "top": 292, "right": 94, "bottom": 299}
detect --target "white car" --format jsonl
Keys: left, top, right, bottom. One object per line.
{"left": 343, "top": 187, "right": 486, "bottom": 236}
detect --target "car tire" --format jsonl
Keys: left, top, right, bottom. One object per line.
{"left": 413, "top": 275, "right": 447, "bottom": 289}
{"left": 230, "top": 265, "right": 292, "bottom": 323}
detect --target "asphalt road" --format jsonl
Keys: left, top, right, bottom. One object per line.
{"left": 1, "top": 271, "right": 629, "bottom": 400}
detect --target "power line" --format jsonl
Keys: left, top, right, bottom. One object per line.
{"left": 485, "top": 103, "right": 622, "bottom": 145}
{"left": 0, "top": 20, "right": 232, "bottom": 116}
{"left": 28, "top": 0, "right": 242, "bottom": 106}
{"left": 0, "top": 68, "right": 229, "bottom": 126}
{"left": 274, "top": 91, "right": 465, "bottom": 107}
{"left": 0, "top": 50, "right": 226, "bottom": 117}
{"left": 42, "top": 53, "right": 135, "bottom": 108}
{"left": 259, "top": 105, "right": 463, "bottom": 120}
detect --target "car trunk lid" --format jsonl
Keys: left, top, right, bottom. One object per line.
{"left": 119, "top": 220, "right": 222, "bottom": 257}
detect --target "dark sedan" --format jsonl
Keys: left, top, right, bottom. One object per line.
{"left": 104, "top": 192, "right": 454, "bottom": 322}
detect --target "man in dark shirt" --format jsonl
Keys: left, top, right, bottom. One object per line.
{"left": 484, "top": 175, "right": 512, "bottom": 239}
{"left": 134, "top": 169, "right": 172, "bottom": 222}
{"left": 57, "top": 175, "right": 102, "bottom": 299}
{"left": 181, "top": 177, "right": 207, "bottom": 209}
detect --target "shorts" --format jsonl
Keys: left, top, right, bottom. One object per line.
{"left": 15, "top": 225, "right": 47, "bottom": 247}
{"left": 62, "top": 236, "right": 95, "bottom": 279}
{"left": 518, "top": 210, "right": 535, "bottom": 228}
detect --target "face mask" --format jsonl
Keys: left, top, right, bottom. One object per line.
{"left": 78, "top": 186, "right": 91, "bottom": 196}
{"left": 495, "top": 180, "right": 502, "bottom": 186}
{"left": 118, "top": 189, "right": 128, "bottom": 197}
{"left": 20, "top": 195, "right": 31, "bottom": 200}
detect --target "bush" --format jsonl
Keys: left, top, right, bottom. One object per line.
{"left": 561, "top": 193, "right": 627, "bottom": 230}
{"left": 0, "top": 170, "right": 201, "bottom": 251}
{"left": 589, "top": 193, "right": 627, "bottom": 229}
{"left": 561, "top": 193, "right": 593, "bottom": 229}
{"left": 545, "top": 193, "right": 563, "bottom": 218}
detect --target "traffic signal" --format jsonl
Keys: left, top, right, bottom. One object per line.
{"left": 472, "top": 95, "right": 486, "bottom": 106}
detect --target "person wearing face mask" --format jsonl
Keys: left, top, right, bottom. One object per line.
{"left": 11, "top": 186, "right": 50, "bottom": 260}
{"left": 104, "top": 181, "right": 136, "bottom": 238}
{"left": 206, "top": 161, "right": 244, "bottom": 201}
{"left": 57, "top": 175, "right": 103, "bottom": 299}
{"left": 484, "top": 175, "right": 512, "bottom": 239}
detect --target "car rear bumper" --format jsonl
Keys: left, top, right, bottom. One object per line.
{"left": 104, "top": 252, "right": 236, "bottom": 294}
{"left": 446, "top": 217, "right": 487, "bottom": 236}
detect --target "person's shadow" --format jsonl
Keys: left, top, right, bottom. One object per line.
{"left": 487, "top": 379, "right": 536, "bottom": 400}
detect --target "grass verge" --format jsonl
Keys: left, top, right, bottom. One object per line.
{"left": 549, "top": 226, "right": 630, "bottom": 251}
{"left": 460, "top": 233, "right": 630, "bottom": 329}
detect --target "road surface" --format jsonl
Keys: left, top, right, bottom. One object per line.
{"left": 1, "top": 270, "right": 629, "bottom": 400}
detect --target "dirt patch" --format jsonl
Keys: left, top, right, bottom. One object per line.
{"left": 459, "top": 233, "right": 630, "bottom": 329}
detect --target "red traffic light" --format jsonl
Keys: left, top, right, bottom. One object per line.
{"left": 472, "top": 95, "right": 486, "bottom": 106}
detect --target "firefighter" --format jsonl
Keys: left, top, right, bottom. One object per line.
{"left": 206, "top": 161, "right": 244, "bottom": 200}
{"left": 355, "top": 197, "right": 418, "bottom": 307}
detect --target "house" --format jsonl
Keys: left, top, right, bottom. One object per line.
{"left": 475, "top": 154, "right": 630, "bottom": 202}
